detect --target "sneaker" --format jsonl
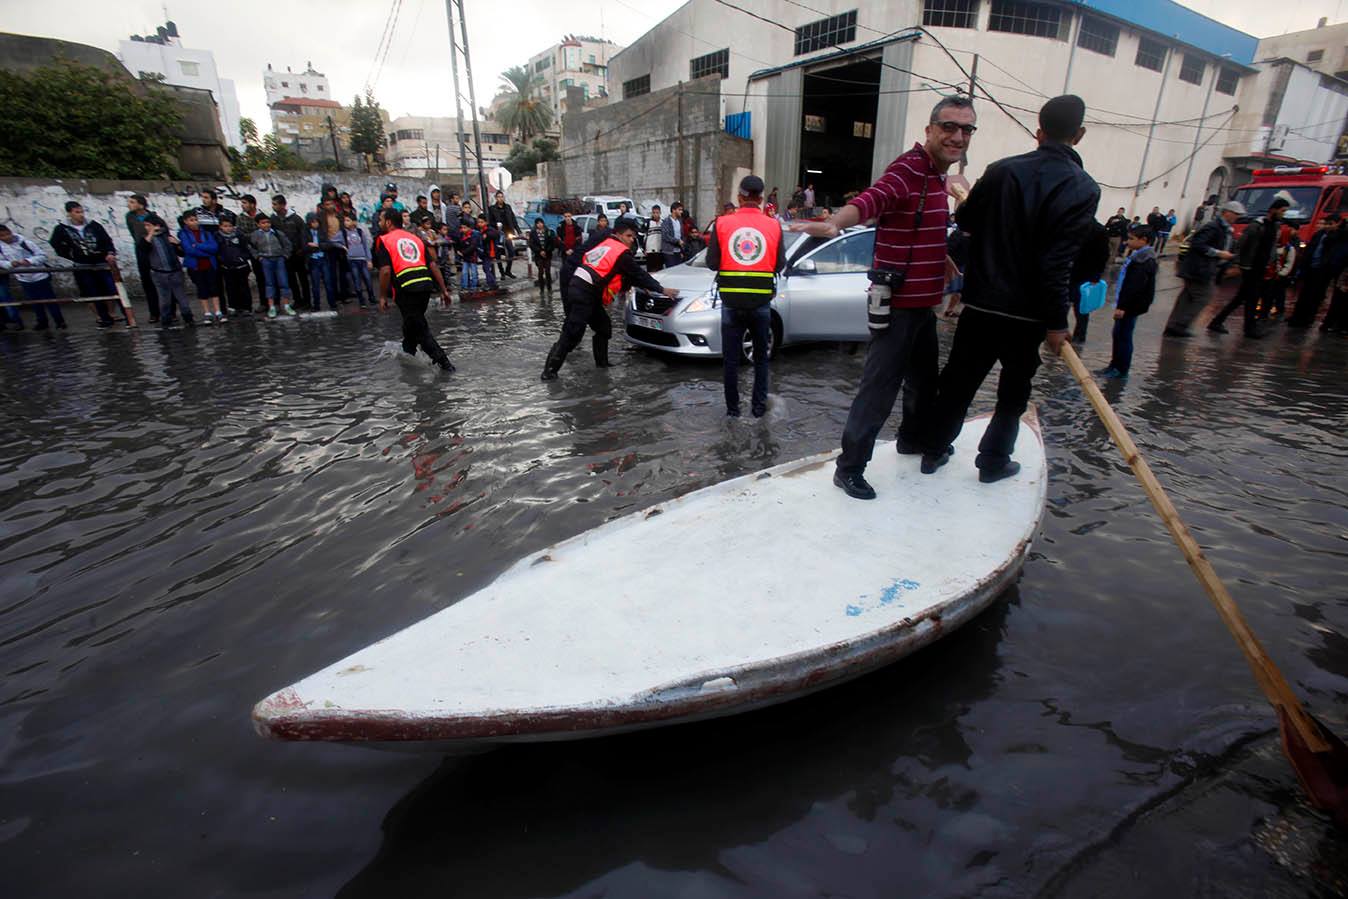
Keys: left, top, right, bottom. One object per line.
{"left": 978, "top": 461, "right": 1022, "bottom": 484}
{"left": 203, "top": 315, "right": 214, "bottom": 326}
{"left": 267, "top": 307, "right": 277, "bottom": 319}
{"left": 183, "top": 316, "right": 196, "bottom": 328}
{"left": 752, "top": 404, "right": 767, "bottom": 418}
{"left": 283, "top": 304, "right": 296, "bottom": 316}
{"left": 1096, "top": 366, "right": 1121, "bottom": 376}
{"left": 55, "top": 320, "right": 68, "bottom": 330}
{"left": 1206, "top": 323, "right": 1229, "bottom": 334}
{"left": 833, "top": 470, "right": 877, "bottom": 500}
{"left": 920, "top": 448, "right": 952, "bottom": 474}
{"left": 149, "top": 315, "right": 160, "bottom": 324}
{"left": 33, "top": 322, "right": 49, "bottom": 331}
{"left": 726, "top": 407, "right": 741, "bottom": 418}
{"left": 96, "top": 320, "right": 113, "bottom": 329}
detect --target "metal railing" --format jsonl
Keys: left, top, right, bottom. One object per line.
{"left": 0, "top": 261, "right": 137, "bottom": 326}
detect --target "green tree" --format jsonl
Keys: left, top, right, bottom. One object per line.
{"left": 239, "top": 116, "right": 259, "bottom": 147}
{"left": 495, "top": 65, "right": 553, "bottom": 142}
{"left": 502, "top": 136, "right": 560, "bottom": 178}
{"left": 349, "top": 91, "right": 387, "bottom": 173}
{"left": 0, "top": 62, "right": 182, "bottom": 179}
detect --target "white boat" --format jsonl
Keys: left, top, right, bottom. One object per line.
{"left": 253, "top": 411, "right": 1047, "bottom": 749}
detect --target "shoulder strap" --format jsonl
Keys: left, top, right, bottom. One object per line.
{"left": 902, "top": 170, "right": 931, "bottom": 274}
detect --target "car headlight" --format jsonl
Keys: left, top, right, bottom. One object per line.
{"left": 681, "top": 293, "right": 717, "bottom": 315}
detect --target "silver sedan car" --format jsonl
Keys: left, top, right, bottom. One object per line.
{"left": 623, "top": 226, "right": 877, "bottom": 360}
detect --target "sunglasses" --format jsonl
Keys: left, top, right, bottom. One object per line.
{"left": 934, "top": 121, "right": 977, "bottom": 136}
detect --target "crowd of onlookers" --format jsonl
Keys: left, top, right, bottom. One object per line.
{"left": 0, "top": 182, "right": 547, "bottom": 330}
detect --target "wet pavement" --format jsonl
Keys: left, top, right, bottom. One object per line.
{"left": 2, "top": 269, "right": 1346, "bottom": 898}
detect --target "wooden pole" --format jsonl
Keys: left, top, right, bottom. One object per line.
{"left": 1058, "top": 343, "right": 1327, "bottom": 753}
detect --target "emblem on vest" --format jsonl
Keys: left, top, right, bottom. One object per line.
{"left": 396, "top": 237, "right": 421, "bottom": 262}
{"left": 729, "top": 227, "right": 767, "bottom": 266}
{"left": 585, "top": 246, "right": 612, "bottom": 267}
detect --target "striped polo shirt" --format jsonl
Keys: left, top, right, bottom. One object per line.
{"left": 848, "top": 143, "right": 949, "bottom": 309}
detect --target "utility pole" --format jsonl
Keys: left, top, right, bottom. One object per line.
{"left": 445, "top": 0, "right": 473, "bottom": 202}
{"left": 448, "top": 0, "right": 489, "bottom": 209}
{"left": 326, "top": 115, "right": 342, "bottom": 170}
{"left": 1135, "top": 49, "right": 1174, "bottom": 201}
{"left": 961, "top": 54, "right": 978, "bottom": 175}
{"left": 1179, "top": 68, "right": 1220, "bottom": 222}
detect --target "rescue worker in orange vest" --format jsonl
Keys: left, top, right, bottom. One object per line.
{"left": 373, "top": 208, "right": 456, "bottom": 372}
{"left": 707, "top": 175, "right": 788, "bottom": 417}
{"left": 541, "top": 218, "right": 679, "bottom": 380}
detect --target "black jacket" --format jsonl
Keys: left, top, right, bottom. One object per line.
{"left": 1104, "top": 213, "right": 1130, "bottom": 238}
{"left": 571, "top": 241, "right": 664, "bottom": 301}
{"left": 216, "top": 231, "right": 253, "bottom": 270}
{"left": 1146, "top": 212, "right": 1168, "bottom": 236}
{"left": 957, "top": 143, "right": 1101, "bottom": 330}
{"left": 487, "top": 202, "right": 519, "bottom": 235}
{"left": 1116, "top": 248, "right": 1157, "bottom": 315}
{"left": 1178, "top": 217, "right": 1233, "bottom": 283}
{"left": 409, "top": 206, "right": 435, "bottom": 228}
{"left": 1070, "top": 221, "right": 1110, "bottom": 286}
{"left": 529, "top": 228, "right": 557, "bottom": 258}
{"left": 50, "top": 220, "right": 115, "bottom": 265}
{"left": 1236, "top": 217, "right": 1279, "bottom": 272}
{"left": 270, "top": 212, "right": 308, "bottom": 258}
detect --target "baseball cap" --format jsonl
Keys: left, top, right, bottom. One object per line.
{"left": 739, "top": 175, "right": 765, "bottom": 196}
{"left": 1220, "top": 200, "right": 1246, "bottom": 215}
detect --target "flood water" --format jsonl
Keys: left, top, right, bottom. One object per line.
{"left": 2, "top": 272, "right": 1346, "bottom": 898}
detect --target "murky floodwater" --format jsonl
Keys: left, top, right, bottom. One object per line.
{"left": 2, "top": 273, "right": 1346, "bottom": 898}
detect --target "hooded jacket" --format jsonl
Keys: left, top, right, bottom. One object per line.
{"left": 0, "top": 232, "right": 52, "bottom": 283}
{"left": 50, "top": 219, "right": 115, "bottom": 265}
{"left": 428, "top": 185, "right": 459, "bottom": 230}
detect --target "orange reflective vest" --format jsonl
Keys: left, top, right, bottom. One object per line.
{"left": 580, "top": 237, "right": 630, "bottom": 305}
{"left": 377, "top": 229, "right": 434, "bottom": 292}
{"left": 715, "top": 207, "right": 781, "bottom": 306}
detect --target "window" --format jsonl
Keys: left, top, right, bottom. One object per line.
{"left": 281, "top": 80, "right": 289, "bottom": 88}
{"left": 394, "top": 129, "right": 424, "bottom": 141}
{"left": 1216, "top": 67, "right": 1238, "bottom": 94}
{"left": 1178, "top": 53, "right": 1204, "bottom": 85}
{"left": 1135, "top": 36, "right": 1167, "bottom": 72}
{"left": 1077, "top": 16, "right": 1118, "bottom": 56}
{"left": 622, "top": 75, "right": 650, "bottom": 99}
{"left": 804, "top": 232, "right": 876, "bottom": 274}
{"left": 988, "top": 1, "right": 1065, "bottom": 39}
{"left": 1309, "top": 49, "right": 1325, "bottom": 63}
{"left": 300, "top": 83, "right": 308, "bottom": 93}
{"left": 588, "top": 54, "right": 596, "bottom": 64}
{"left": 922, "top": 0, "right": 978, "bottom": 29}
{"left": 178, "top": 60, "right": 200, "bottom": 77}
{"left": 794, "top": 10, "right": 858, "bottom": 55}
{"left": 317, "top": 85, "right": 324, "bottom": 92}
{"left": 583, "top": 84, "right": 590, "bottom": 99}
{"left": 852, "top": 121, "right": 873, "bottom": 138}
{"left": 690, "top": 48, "right": 730, "bottom": 80}
{"left": 804, "top": 114, "right": 826, "bottom": 133}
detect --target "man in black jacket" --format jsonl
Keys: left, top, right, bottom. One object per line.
{"left": 921, "top": 95, "right": 1100, "bottom": 483}
{"left": 1104, "top": 207, "right": 1129, "bottom": 261}
{"left": 1145, "top": 206, "right": 1168, "bottom": 250}
{"left": 270, "top": 194, "right": 312, "bottom": 310}
{"left": 50, "top": 201, "right": 122, "bottom": 328}
{"left": 1207, "top": 198, "right": 1288, "bottom": 338}
{"left": 125, "top": 194, "right": 161, "bottom": 322}
{"left": 559, "top": 214, "right": 609, "bottom": 312}
{"left": 1163, "top": 200, "right": 1239, "bottom": 337}
{"left": 541, "top": 219, "right": 677, "bottom": 380}
{"left": 1069, "top": 220, "right": 1109, "bottom": 343}
{"left": 486, "top": 191, "right": 520, "bottom": 278}
{"left": 1288, "top": 214, "right": 1344, "bottom": 327}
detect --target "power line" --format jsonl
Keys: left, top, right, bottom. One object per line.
{"left": 1095, "top": 110, "right": 1238, "bottom": 190}
{"left": 365, "top": 0, "right": 402, "bottom": 93}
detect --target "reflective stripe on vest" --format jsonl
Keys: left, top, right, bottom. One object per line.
{"left": 715, "top": 207, "right": 781, "bottom": 299}
{"left": 378, "top": 230, "right": 433, "bottom": 291}
{"left": 580, "top": 237, "right": 629, "bottom": 305}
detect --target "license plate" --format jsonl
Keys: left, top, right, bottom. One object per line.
{"left": 633, "top": 314, "right": 663, "bottom": 331}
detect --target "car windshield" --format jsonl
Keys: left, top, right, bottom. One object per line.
{"left": 1231, "top": 186, "right": 1321, "bottom": 224}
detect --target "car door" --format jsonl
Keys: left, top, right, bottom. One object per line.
{"left": 781, "top": 230, "right": 876, "bottom": 341}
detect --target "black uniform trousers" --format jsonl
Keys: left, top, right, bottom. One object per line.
{"left": 1289, "top": 269, "right": 1332, "bottom": 326}
{"left": 395, "top": 289, "right": 449, "bottom": 363}
{"left": 554, "top": 282, "right": 611, "bottom": 364}
{"left": 221, "top": 266, "right": 252, "bottom": 313}
{"left": 923, "top": 307, "right": 1045, "bottom": 473}
{"left": 286, "top": 253, "right": 312, "bottom": 308}
{"left": 1210, "top": 268, "right": 1262, "bottom": 335}
{"left": 836, "top": 307, "right": 939, "bottom": 475}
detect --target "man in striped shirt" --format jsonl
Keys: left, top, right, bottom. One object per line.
{"left": 793, "top": 95, "right": 975, "bottom": 501}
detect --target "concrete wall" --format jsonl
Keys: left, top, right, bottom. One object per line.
{"left": 1256, "top": 21, "right": 1348, "bottom": 78}
{"left": 549, "top": 77, "right": 750, "bottom": 224}
{"left": 118, "top": 37, "right": 243, "bottom": 149}
{"left": 0, "top": 173, "right": 444, "bottom": 297}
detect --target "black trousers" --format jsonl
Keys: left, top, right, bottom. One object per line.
{"left": 1324, "top": 289, "right": 1348, "bottom": 332}
{"left": 134, "top": 248, "right": 160, "bottom": 319}
{"left": 221, "top": 267, "right": 252, "bottom": 312}
{"left": 395, "top": 291, "right": 448, "bottom": 363}
{"left": 1210, "top": 269, "right": 1262, "bottom": 335}
{"left": 1289, "top": 269, "right": 1331, "bottom": 326}
{"left": 250, "top": 258, "right": 266, "bottom": 310}
{"left": 923, "top": 307, "right": 1045, "bottom": 472}
{"left": 535, "top": 254, "right": 553, "bottom": 287}
{"left": 286, "top": 254, "right": 312, "bottom": 308}
{"left": 837, "top": 307, "right": 939, "bottom": 475}
{"left": 554, "top": 286, "right": 611, "bottom": 364}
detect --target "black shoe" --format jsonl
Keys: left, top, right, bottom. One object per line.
{"left": 895, "top": 436, "right": 921, "bottom": 455}
{"left": 1207, "top": 323, "right": 1229, "bottom": 334}
{"left": 833, "top": 470, "right": 877, "bottom": 500}
{"left": 920, "top": 448, "right": 952, "bottom": 474}
{"left": 752, "top": 404, "right": 767, "bottom": 418}
{"left": 96, "top": 320, "right": 113, "bottom": 329}
{"left": 55, "top": 320, "right": 68, "bottom": 330}
{"left": 1243, "top": 330, "right": 1264, "bottom": 339}
{"left": 727, "top": 407, "right": 741, "bottom": 418}
{"left": 436, "top": 358, "right": 457, "bottom": 373}
{"left": 979, "top": 461, "right": 1021, "bottom": 484}
{"left": 1162, "top": 327, "right": 1192, "bottom": 338}
{"left": 32, "top": 323, "right": 49, "bottom": 331}
{"left": 541, "top": 343, "right": 564, "bottom": 381}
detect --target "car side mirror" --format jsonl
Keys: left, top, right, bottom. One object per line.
{"left": 791, "top": 259, "right": 817, "bottom": 275}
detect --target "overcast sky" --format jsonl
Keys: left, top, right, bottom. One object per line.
{"left": 8, "top": 0, "right": 1345, "bottom": 139}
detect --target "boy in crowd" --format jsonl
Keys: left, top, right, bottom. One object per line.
{"left": 436, "top": 223, "right": 456, "bottom": 290}
{"left": 125, "top": 194, "right": 161, "bottom": 322}
{"left": 341, "top": 213, "right": 375, "bottom": 308}
{"left": 178, "top": 210, "right": 223, "bottom": 324}
{"left": 0, "top": 223, "right": 65, "bottom": 330}
{"left": 529, "top": 218, "right": 556, "bottom": 291}
{"left": 271, "top": 195, "right": 311, "bottom": 310}
{"left": 143, "top": 215, "right": 195, "bottom": 327}
{"left": 457, "top": 219, "right": 480, "bottom": 293}
{"left": 235, "top": 195, "right": 266, "bottom": 312}
{"left": 304, "top": 213, "right": 337, "bottom": 311}
{"left": 248, "top": 215, "right": 295, "bottom": 318}
{"left": 216, "top": 218, "right": 254, "bottom": 317}
{"left": 476, "top": 216, "right": 500, "bottom": 290}
{"left": 50, "top": 201, "right": 123, "bottom": 328}
{"left": 1100, "top": 225, "right": 1157, "bottom": 379}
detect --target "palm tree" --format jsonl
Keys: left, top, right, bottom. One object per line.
{"left": 496, "top": 65, "right": 553, "bottom": 142}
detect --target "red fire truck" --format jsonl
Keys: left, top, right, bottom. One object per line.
{"left": 1229, "top": 164, "right": 1347, "bottom": 244}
